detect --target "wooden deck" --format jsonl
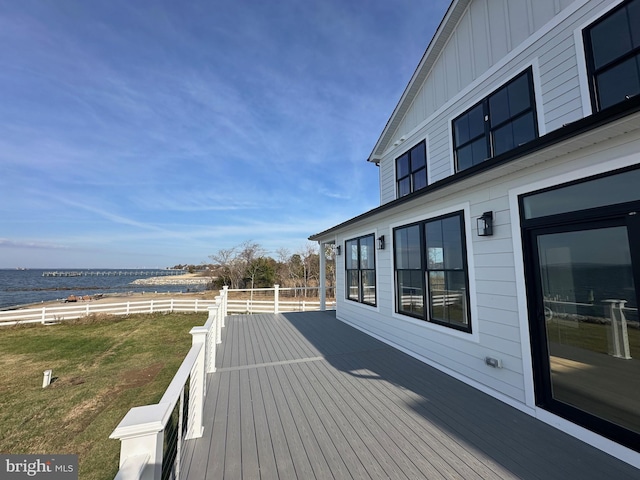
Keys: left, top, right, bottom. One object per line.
{"left": 180, "top": 311, "right": 639, "bottom": 479}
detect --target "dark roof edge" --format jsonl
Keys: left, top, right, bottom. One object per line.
{"left": 311, "top": 97, "right": 640, "bottom": 241}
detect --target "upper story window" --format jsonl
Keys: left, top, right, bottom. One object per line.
{"left": 396, "top": 141, "right": 427, "bottom": 198}
{"left": 453, "top": 68, "right": 538, "bottom": 172}
{"left": 345, "top": 234, "right": 376, "bottom": 306}
{"left": 584, "top": 0, "right": 640, "bottom": 112}
{"left": 394, "top": 211, "right": 471, "bottom": 332}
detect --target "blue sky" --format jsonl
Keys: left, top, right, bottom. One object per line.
{"left": 0, "top": 0, "right": 449, "bottom": 268}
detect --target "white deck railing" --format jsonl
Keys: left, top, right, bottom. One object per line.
{"left": 0, "top": 285, "right": 334, "bottom": 327}
{"left": 0, "top": 298, "right": 217, "bottom": 327}
{"left": 110, "top": 287, "right": 228, "bottom": 480}
{"left": 226, "top": 285, "right": 335, "bottom": 314}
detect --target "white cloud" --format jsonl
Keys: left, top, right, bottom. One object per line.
{"left": 0, "top": 0, "right": 450, "bottom": 267}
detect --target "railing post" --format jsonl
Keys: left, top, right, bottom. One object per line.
{"left": 604, "top": 299, "right": 632, "bottom": 359}
{"left": 127, "top": 302, "right": 131, "bottom": 315}
{"left": 319, "top": 242, "right": 327, "bottom": 311}
{"left": 274, "top": 284, "right": 280, "bottom": 314}
{"left": 109, "top": 404, "right": 170, "bottom": 480}
{"left": 207, "top": 307, "right": 217, "bottom": 373}
{"left": 41, "top": 307, "right": 46, "bottom": 325}
{"left": 215, "top": 297, "right": 222, "bottom": 345}
{"left": 189, "top": 326, "right": 207, "bottom": 439}
{"left": 222, "top": 286, "right": 228, "bottom": 325}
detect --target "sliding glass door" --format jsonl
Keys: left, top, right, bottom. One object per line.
{"left": 522, "top": 167, "right": 640, "bottom": 450}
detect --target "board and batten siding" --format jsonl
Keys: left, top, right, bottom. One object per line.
{"left": 378, "top": 0, "right": 617, "bottom": 206}
{"left": 334, "top": 130, "right": 640, "bottom": 409}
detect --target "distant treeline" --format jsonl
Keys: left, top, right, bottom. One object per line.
{"left": 171, "top": 241, "right": 336, "bottom": 290}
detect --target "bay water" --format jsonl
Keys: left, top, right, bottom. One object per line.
{"left": 0, "top": 269, "right": 204, "bottom": 310}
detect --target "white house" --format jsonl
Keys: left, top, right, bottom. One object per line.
{"left": 310, "top": 0, "right": 640, "bottom": 468}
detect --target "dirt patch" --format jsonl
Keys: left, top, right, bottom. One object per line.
{"left": 120, "top": 363, "right": 164, "bottom": 388}
{"left": 59, "top": 364, "right": 164, "bottom": 433}
{"left": 49, "top": 376, "right": 86, "bottom": 388}
{"left": 63, "top": 395, "right": 103, "bottom": 424}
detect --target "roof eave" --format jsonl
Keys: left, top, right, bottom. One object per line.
{"left": 315, "top": 97, "right": 640, "bottom": 241}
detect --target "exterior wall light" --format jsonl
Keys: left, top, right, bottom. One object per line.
{"left": 336, "top": 245, "right": 341, "bottom": 256}
{"left": 477, "top": 211, "right": 494, "bottom": 236}
{"left": 378, "top": 235, "right": 385, "bottom": 250}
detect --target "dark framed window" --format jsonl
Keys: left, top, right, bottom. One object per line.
{"left": 345, "top": 234, "right": 376, "bottom": 306}
{"left": 394, "top": 211, "right": 471, "bottom": 332}
{"left": 396, "top": 141, "right": 427, "bottom": 198}
{"left": 453, "top": 68, "right": 538, "bottom": 172}
{"left": 584, "top": 0, "right": 640, "bottom": 112}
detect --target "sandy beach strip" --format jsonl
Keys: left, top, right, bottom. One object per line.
{"left": 129, "top": 273, "right": 212, "bottom": 286}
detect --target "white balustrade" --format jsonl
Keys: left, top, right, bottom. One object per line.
{"left": 110, "top": 288, "right": 228, "bottom": 480}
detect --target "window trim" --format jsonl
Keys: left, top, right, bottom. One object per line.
{"left": 395, "top": 140, "right": 428, "bottom": 198}
{"left": 582, "top": 0, "right": 640, "bottom": 113}
{"left": 393, "top": 210, "right": 472, "bottom": 333}
{"left": 344, "top": 233, "right": 377, "bottom": 307}
{"left": 452, "top": 67, "right": 539, "bottom": 173}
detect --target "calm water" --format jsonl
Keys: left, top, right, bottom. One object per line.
{"left": 0, "top": 269, "right": 204, "bottom": 310}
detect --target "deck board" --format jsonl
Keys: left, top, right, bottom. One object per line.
{"left": 181, "top": 311, "right": 640, "bottom": 480}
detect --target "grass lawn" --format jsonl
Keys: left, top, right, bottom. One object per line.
{"left": 0, "top": 312, "right": 207, "bottom": 480}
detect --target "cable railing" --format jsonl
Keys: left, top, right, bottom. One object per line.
{"left": 110, "top": 287, "right": 227, "bottom": 480}
{"left": 544, "top": 297, "right": 639, "bottom": 360}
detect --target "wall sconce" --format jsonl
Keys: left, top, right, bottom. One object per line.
{"left": 335, "top": 245, "right": 341, "bottom": 256}
{"left": 377, "top": 235, "right": 385, "bottom": 250}
{"left": 477, "top": 211, "right": 494, "bottom": 236}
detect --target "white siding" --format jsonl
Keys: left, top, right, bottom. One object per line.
{"left": 378, "top": 0, "right": 618, "bottom": 206}
{"left": 392, "top": 0, "right": 569, "bottom": 145}
{"left": 338, "top": 131, "right": 640, "bottom": 407}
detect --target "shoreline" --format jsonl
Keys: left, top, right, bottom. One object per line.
{"left": 130, "top": 273, "right": 212, "bottom": 286}
{"left": 2, "top": 273, "right": 216, "bottom": 311}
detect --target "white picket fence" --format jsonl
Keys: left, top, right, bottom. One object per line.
{"left": 0, "top": 285, "right": 336, "bottom": 327}
{"left": 226, "top": 285, "right": 335, "bottom": 314}
{"left": 0, "top": 298, "right": 216, "bottom": 327}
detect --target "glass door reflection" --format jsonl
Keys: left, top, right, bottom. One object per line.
{"left": 536, "top": 225, "right": 640, "bottom": 434}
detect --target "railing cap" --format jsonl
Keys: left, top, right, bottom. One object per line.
{"left": 109, "top": 402, "right": 173, "bottom": 440}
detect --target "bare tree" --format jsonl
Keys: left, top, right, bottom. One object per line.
{"left": 302, "top": 243, "right": 319, "bottom": 296}
{"left": 275, "top": 248, "right": 291, "bottom": 286}
{"left": 209, "top": 246, "right": 244, "bottom": 288}
{"left": 240, "top": 241, "right": 265, "bottom": 302}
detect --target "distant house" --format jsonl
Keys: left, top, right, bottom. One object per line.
{"left": 311, "top": 0, "right": 640, "bottom": 468}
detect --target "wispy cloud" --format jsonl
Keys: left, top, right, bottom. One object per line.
{"left": 0, "top": 0, "right": 450, "bottom": 268}
{"left": 0, "top": 238, "right": 69, "bottom": 250}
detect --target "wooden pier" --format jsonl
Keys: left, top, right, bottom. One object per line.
{"left": 42, "top": 270, "right": 186, "bottom": 277}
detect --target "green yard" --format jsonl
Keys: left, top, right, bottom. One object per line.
{"left": 0, "top": 312, "right": 206, "bottom": 480}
